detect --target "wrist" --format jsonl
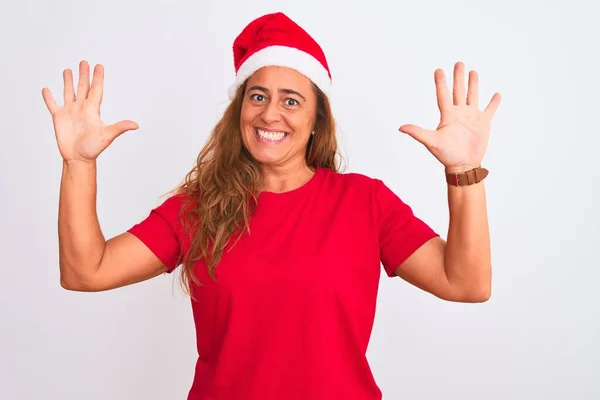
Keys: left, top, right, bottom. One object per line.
{"left": 444, "top": 164, "right": 480, "bottom": 174}
{"left": 63, "top": 159, "right": 97, "bottom": 174}
{"left": 63, "top": 158, "right": 96, "bottom": 168}
{"left": 445, "top": 165, "right": 488, "bottom": 187}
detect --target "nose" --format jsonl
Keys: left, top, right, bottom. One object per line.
{"left": 260, "top": 100, "right": 282, "bottom": 124}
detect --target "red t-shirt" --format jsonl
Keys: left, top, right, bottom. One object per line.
{"left": 128, "top": 166, "right": 438, "bottom": 399}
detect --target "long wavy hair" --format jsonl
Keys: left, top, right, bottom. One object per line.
{"left": 170, "top": 80, "right": 343, "bottom": 297}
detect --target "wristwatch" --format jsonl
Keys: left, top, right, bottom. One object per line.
{"left": 445, "top": 167, "right": 489, "bottom": 186}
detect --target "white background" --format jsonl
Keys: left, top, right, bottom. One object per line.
{"left": 1, "top": 0, "right": 599, "bottom": 399}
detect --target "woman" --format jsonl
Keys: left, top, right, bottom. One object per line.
{"left": 41, "top": 12, "right": 501, "bottom": 400}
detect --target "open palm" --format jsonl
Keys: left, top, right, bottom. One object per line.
{"left": 42, "top": 60, "right": 139, "bottom": 163}
{"left": 399, "top": 62, "right": 501, "bottom": 172}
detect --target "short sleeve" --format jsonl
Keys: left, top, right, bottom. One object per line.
{"left": 374, "top": 179, "right": 439, "bottom": 277}
{"left": 127, "top": 194, "right": 185, "bottom": 273}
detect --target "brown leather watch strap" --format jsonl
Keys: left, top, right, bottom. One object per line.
{"left": 446, "top": 167, "right": 489, "bottom": 186}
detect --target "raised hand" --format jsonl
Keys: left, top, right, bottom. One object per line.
{"left": 399, "top": 62, "right": 501, "bottom": 172}
{"left": 42, "top": 60, "right": 139, "bottom": 163}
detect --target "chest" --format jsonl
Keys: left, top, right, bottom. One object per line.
{"left": 187, "top": 195, "right": 385, "bottom": 357}
{"left": 191, "top": 196, "right": 381, "bottom": 300}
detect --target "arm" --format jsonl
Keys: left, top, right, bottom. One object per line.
{"left": 59, "top": 160, "right": 167, "bottom": 292}
{"left": 393, "top": 177, "right": 491, "bottom": 303}
{"left": 395, "top": 61, "right": 500, "bottom": 302}
{"left": 444, "top": 172, "right": 491, "bottom": 299}
{"left": 43, "top": 61, "right": 169, "bottom": 292}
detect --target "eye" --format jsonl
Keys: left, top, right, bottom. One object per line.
{"left": 250, "top": 94, "right": 266, "bottom": 102}
{"left": 284, "top": 98, "right": 299, "bottom": 107}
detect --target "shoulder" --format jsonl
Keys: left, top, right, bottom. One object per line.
{"left": 147, "top": 191, "right": 194, "bottom": 224}
{"left": 320, "top": 167, "right": 384, "bottom": 195}
{"left": 321, "top": 166, "right": 377, "bottom": 185}
{"left": 320, "top": 168, "right": 414, "bottom": 213}
{"left": 154, "top": 192, "right": 185, "bottom": 211}
{"left": 316, "top": 168, "right": 393, "bottom": 213}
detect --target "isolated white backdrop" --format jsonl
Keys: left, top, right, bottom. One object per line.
{"left": 1, "top": 0, "right": 598, "bottom": 399}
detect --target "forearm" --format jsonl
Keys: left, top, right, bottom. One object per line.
{"left": 444, "top": 174, "right": 491, "bottom": 300}
{"left": 58, "top": 160, "right": 106, "bottom": 285}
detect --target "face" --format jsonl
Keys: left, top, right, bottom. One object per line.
{"left": 240, "top": 66, "right": 318, "bottom": 168}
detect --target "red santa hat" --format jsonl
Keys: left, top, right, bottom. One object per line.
{"left": 228, "top": 12, "right": 332, "bottom": 99}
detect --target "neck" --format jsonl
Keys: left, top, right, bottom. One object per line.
{"left": 259, "top": 163, "right": 315, "bottom": 194}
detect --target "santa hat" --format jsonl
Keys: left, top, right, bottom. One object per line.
{"left": 228, "top": 12, "right": 332, "bottom": 99}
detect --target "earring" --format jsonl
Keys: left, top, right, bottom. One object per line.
{"left": 311, "top": 131, "right": 315, "bottom": 135}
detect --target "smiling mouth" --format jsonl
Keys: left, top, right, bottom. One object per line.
{"left": 254, "top": 127, "right": 289, "bottom": 143}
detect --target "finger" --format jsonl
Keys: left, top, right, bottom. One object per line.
{"left": 466, "top": 70, "right": 479, "bottom": 107}
{"left": 106, "top": 120, "right": 139, "bottom": 140}
{"left": 63, "top": 68, "right": 76, "bottom": 104}
{"left": 453, "top": 61, "right": 466, "bottom": 105}
{"left": 484, "top": 92, "right": 502, "bottom": 118}
{"left": 76, "top": 60, "right": 91, "bottom": 101}
{"left": 434, "top": 69, "right": 452, "bottom": 112}
{"left": 41, "top": 88, "right": 60, "bottom": 115}
{"left": 399, "top": 124, "right": 435, "bottom": 148}
{"left": 88, "top": 64, "right": 104, "bottom": 106}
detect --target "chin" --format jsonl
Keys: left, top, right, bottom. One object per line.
{"left": 249, "top": 150, "right": 288, "bottom": 166}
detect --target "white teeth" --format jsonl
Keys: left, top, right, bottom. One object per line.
{"left": 257, "top": 129, "right": 286, "bottom": 141}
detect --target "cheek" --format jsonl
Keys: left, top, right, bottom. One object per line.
{"left": 240, "top": 100, "right": 260, "bottom": 121}
{"left": 240, "top": 105, "right": 251, "bottom": 126}
{"left": 289, "top": 116, "right": 315, "bottom": 137}
{"left": 286, "top": 108, "right": 315, "bottom": 128}
{"left": 240, "top": 113, "right": 257, "bottom": 139}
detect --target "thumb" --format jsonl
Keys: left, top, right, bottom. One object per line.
{"left": 399, "top": 124, "right": 434, "bottom": 148}
{"left": 106, "top": 120, "right": 139, "bottom": 139}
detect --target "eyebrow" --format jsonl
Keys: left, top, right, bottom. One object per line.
{"left": 247, "top": 85, "right": 307, "bottom": 102}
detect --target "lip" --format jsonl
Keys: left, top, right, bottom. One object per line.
{"left": 254, "top": 127, "right": 289, "bottom": 144}
{"left": 254, "top": 126, "right": 290, "bottom": 134}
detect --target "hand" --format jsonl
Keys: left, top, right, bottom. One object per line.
{"left": 399, "top": 62, "right": 501, "bottom": 172}
{"left": 42, "top": 60, "right": 139, "bottom": 164}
